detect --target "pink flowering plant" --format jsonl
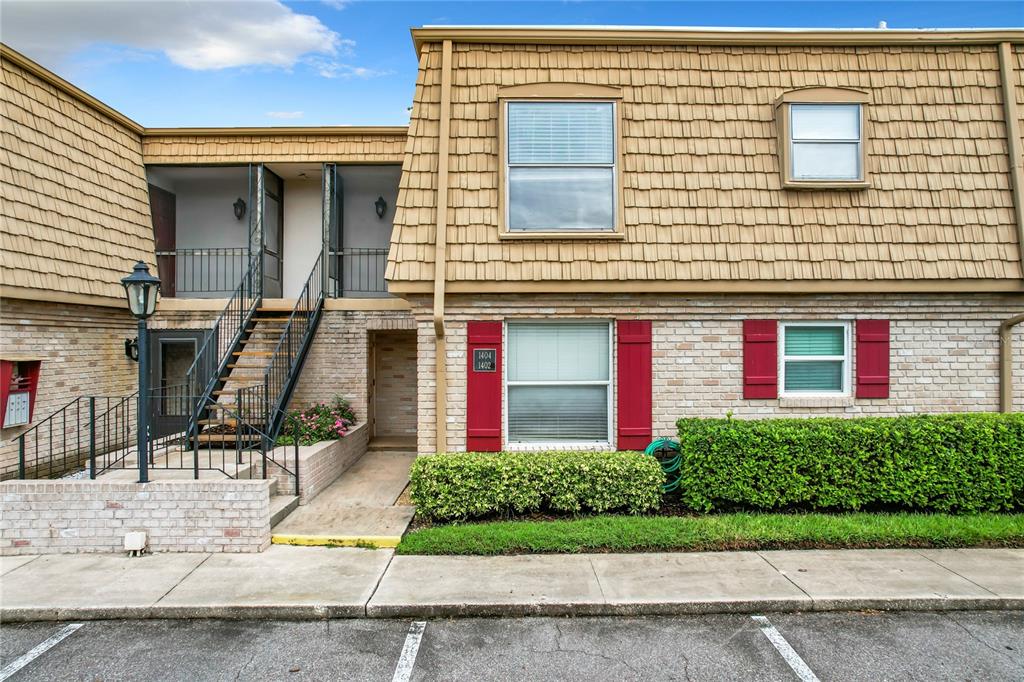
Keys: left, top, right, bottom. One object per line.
{"left": 278, "top": 396, "right": 356, "bottom": 446}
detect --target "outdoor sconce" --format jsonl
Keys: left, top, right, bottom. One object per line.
{"left": 374, "top": 195, "right": 387, "bottom": 219}
{"left": 233, "top": 197, "right": 247, "bottom": 221}
{"left": 124, "top": 337, "right": 139, "bottom": 362}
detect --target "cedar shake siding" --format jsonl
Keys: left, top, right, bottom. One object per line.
{"left": 388, "top": 39, "right": 1024, "bottom": 292}
{"left": 1, "top": 47, "right": 155, "bottom": 305}
{"left": 142, "top": 129, "right": 407, "bottom": 165}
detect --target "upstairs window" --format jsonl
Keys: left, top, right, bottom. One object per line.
{"left": 504, "top": 101, "right": 617, "bottom": 232}
{"left": 775, "top": 88, "right": 870, "bottom": 189}
{"left": 790, "top": 104, "right": 862, "bottom": 181}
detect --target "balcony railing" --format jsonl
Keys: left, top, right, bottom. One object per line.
{"left": 327, "top": 248, "right": 389, "bottom": 297}
{"left": 157, "top": 247, "right": 248, "bottom": 297}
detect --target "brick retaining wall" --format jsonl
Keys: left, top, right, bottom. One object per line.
{"left": 270, "top": 423, "right": 370, "bottom": 504}
{"left": 0, "top": 479, "right": 272, "bottom": 555}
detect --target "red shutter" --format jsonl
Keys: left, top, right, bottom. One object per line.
{"left": 743, "top": 320, "right": 778, "bottom": 399}
{"left": 466, "top": 321, "right": 502, "bottom": 452}
{"left": 617, "top": 320, "right": 652, "bottom": 450}
{"left": 856, "top": 319, "right": 890, "bottom": 398}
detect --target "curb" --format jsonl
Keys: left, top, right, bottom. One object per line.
{"left": 270, "top": 534, "right": 401, "bottom": 548}
{"left": 2, "top": 596, "right": 1020, "bottom": 623}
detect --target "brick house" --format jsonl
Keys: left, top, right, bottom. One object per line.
{"left": 2, "top": 26, "right": 1024, "bottom": 477}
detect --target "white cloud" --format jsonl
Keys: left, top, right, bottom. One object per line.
{"left": 2, "top": 0, "right": 357, "bottom": 72}
{"left": 265, "top": 110, "right": 304, "bottom": 120}
{"left": 307, "top": 56, "right": 392, "bottom": 80}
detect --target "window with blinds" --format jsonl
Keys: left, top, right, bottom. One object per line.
{"left": 505, "top": 101, "right": 616, "bottom": 231}
{"left": 506, "top": 322, "right": 611, "bottom": 443}
{"left": 780, "top": 323, "right": 850, "bottom": 395}
{"left": 790, "top": 104, "right": 862, "bottom": 181}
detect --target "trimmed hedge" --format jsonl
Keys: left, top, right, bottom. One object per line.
{"left": 410, "top": 451, "right": 663, "bottom": 521}
{"left": 676, "top": 413, "right": 1024, "bottom": 513}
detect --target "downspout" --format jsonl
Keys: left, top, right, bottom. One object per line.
{"left": 997, "top": 43, "right": 1024, "bottom": 413}
{"left": 433, "top": 39, "right": 453, "bottom": 452}
{"left": 1000, "top": 314, "right": 1024, "bottom": 412}
{"left": 997, "top": 42, "right": 1024, "bottom": 273}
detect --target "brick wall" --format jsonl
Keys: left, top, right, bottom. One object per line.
{"left": 0, "top": 300, "right": 139, "bottom": 476}
{"left": 291, "top": 310, "right": 416, "bottom": 422}
{"left": 372, "top": 331, "right": 418, "bottom": 438}
{"left": 0, "top": 479, "right": 272, "bottom": 555}
{"left": 407, "top": 293, "right": 1024, "bottom": 454}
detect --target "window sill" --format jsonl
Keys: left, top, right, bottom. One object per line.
{"left": 498, "top": 231, "right": 626, "bottom": 241}
{"left": 783, "top": 180, "right": 871, "bottom": 191}
{"left": 778, "top": 396, "right": 855, "bottom": 408}
{"left": 505, "top": 441, "right": 615, "bottom": 452}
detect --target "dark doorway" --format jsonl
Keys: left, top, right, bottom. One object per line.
{"left": 148, "top": 329, "right": 206, "bottom": 439}
{"left": 263, "top": 170, "right": 284, "bottom": 298}
{"left": 149, "top": 184, "right": 177, "bottom": 297}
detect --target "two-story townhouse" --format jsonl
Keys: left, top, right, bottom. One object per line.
{"left": 2, "top": 26, "right": 1024, "bottom": 482}
{"left": 386, "top": 26, "right": 1024, "bottom": 455}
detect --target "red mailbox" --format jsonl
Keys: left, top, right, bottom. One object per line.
{"left": 1, "top": 359, "right": 41, "bottom": 428}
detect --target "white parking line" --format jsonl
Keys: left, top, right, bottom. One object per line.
{"left": 391, "top": 621, "right": 426, "bottom": 682}
{"left": 751, "top": 615, "right": 820, "bottom": 682}
{"left": 0, "top": 623, "right": 84, "bottom": 681}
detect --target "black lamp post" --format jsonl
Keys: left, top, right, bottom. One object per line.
{"left": 121, "top": 261, "right": 160, "bottom": 483}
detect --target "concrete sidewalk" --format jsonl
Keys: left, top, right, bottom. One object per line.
{"left": 1, "top": 547, "right": 1021, "bottom": 622}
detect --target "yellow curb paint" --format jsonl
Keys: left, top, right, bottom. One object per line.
{"left": 271, "top": 534, "right": 401, "bottom": 549}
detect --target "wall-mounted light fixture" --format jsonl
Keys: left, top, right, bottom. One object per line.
{"left": 233, "top": 198, "right": 247, "bottom": 221}
{"left": 374, "top": 195, "right": 387, "bottom": 219}
{"left": 124, "top": 337, "right": 139, "bottom": 362}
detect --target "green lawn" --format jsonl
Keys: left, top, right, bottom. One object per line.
{"left": 396, "top": 512, "right": 1024, "bottom": 555}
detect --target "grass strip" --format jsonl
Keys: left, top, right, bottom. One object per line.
{"left": 396, "top": 512, "right": 1024, "bottom": 556}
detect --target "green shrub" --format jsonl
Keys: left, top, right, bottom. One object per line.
{"left": 410, "top": 451, "right": 664, "bottom": 521}
{"left": 675, "top": 413, "right": 1024, "bottom": 513}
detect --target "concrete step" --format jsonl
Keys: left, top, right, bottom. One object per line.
{"left": 269, "top": 494, "right": 300, "bottom": 527}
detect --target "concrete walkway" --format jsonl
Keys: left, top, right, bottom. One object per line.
{"left": 1, "top": 547, "right": 1021, "bottom": 622}
{"left": 272, "top": 450, "right": 416, "bottom": 546}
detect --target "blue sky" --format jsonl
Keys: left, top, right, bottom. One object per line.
{"left": 3, "top": 1, "right": 1022, "bottom": 127}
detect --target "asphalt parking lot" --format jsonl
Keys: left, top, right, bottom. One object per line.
{"left": 2, "top": 611, "right": 1022, "bottom": 681}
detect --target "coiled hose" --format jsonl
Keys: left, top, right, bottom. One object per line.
{"left": 645, "top": 438, "right": 682, "bottom": 492}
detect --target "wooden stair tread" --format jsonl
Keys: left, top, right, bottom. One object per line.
{"left": 233, "top": 351, "right": 274, "bottom": 357}
{"left": 195, "top": 433, "right": 261, "bottom": 443}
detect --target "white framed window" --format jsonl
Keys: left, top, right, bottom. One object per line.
{"left": 505, "top": 101, "right": 616, "bottom": 232}
{"left": 505, "top": 321, "right": 612, "bottom": 446}
{"left": 789, "top": 103, "right": 862, "bottom": 181}
{"left": 779, "top": 322, "right": 851, "bottom": 397}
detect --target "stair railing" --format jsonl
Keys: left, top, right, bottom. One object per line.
{"left": 183, "top": 262, "right": 261, "bottom": 433}
{"left": 243, "top": 249, "right": 325, "bottom": 445}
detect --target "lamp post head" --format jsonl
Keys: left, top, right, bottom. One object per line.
{"left": 121, "top": 261, "right": 161, "bottom": 319}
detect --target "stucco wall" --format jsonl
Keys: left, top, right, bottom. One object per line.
{"left": 409, "top": 293, "right": 1024, "bottom": 454}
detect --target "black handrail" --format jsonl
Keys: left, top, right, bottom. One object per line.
{"left": 244, "top": 249, "right": 325, "bottom": 444}
{"left": 183, "top": 262, "right": 261, "bottom": 435}
{"left": 9, "top": 393, "right": 137, "bottom": 481}
{"left": 326, "top": 247, "right": 388, "bottom": 296}
{"left": 156, "top": 247, "right": 248, "bottom": 296}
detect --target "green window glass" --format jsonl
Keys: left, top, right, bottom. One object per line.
{"left": 782, "top": 324, "right": 847, "bottom": 394}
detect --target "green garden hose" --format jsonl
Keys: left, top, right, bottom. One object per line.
{"left": 645, "top": 438, "right": 682, "bottom": 492}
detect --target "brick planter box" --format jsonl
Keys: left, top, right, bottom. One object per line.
{"left": 270, "top": 422, "right": 369, "bottom": 504}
